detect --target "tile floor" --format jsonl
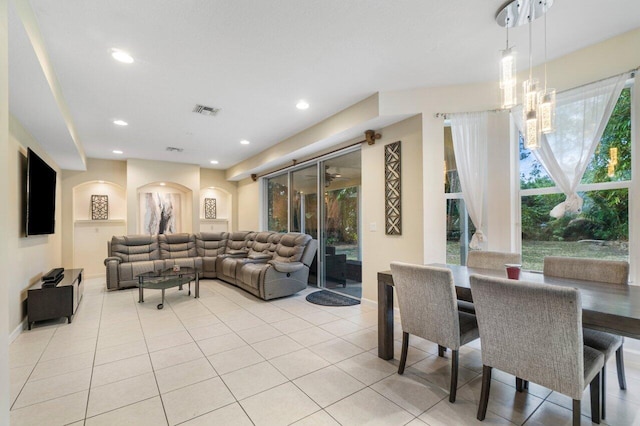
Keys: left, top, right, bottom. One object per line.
{"left": 8, "top": 277, "right": 640, "bottom": 425}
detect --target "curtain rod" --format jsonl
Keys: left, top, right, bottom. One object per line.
{"left": 250, "top": 129, "right": 381, "bottom": 181}
{"left": 433, "top": 66, "right": 638, "bottom": 120}
{"left": 433, "top": 108, "right": 508, "bottom": 119}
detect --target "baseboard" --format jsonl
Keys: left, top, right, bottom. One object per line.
{"left": 9, "top": 319, "right": 26, "bottom": 344}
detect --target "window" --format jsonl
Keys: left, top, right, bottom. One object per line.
{"left": 520, "top": 87, "right": 631, "bottom": 270}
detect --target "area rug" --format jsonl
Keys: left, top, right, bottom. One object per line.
{"left": 306, "top": 290, "right": 361, "bottom": 306}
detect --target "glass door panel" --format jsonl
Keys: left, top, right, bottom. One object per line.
{"left": 266, "top": 174, "right": 288, "bottom": 232}
{"left": 291, "top": 166, "right": 318, "bottom": 238}
{"left": 322, "top": 150, "right": 361, "bottom": 298}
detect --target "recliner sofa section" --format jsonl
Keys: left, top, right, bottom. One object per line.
{"left": 104, "top": 231, "right": 317, "bottom": 300}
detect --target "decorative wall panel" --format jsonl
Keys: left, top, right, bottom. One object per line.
{"left": 91, "top": 195, "right": 109, "bottom": 220}
{"left": 204, "top": 198, "right": 217, "bottom": 219}
{"left": 385, "top": 141, "right": 402, "bottom": 235}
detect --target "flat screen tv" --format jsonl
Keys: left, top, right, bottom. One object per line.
{"left": 26, "top": 148, "right": 57, "bottom": 236}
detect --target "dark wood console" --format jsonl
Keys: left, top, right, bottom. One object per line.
{"left": 27, "top": 268, "right": 84, "bottom": 329}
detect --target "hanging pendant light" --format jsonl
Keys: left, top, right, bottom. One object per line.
{"left": 523, "top": 1, "right": 540, "bottom": 150}
{"left": 499, "top": 18, "right": 517, "bottom": 108}
{"left": 539, "top": 4, "right": 556, "bottom": 134}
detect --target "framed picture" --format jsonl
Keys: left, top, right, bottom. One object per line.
{"left": 91, "top": 195, "right": 109, "bottom": 220}
{"left": 140, "top": 192, "right": 181, "bottom": 234}
{"left": 204, "top": 198, "right": 217, "bottom": 219}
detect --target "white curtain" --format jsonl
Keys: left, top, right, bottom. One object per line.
{"left": 513, "top": 74, "right": 627, "bottom": 218}
{"left": 450, "top": 112, "right": 489, "bottom": 249}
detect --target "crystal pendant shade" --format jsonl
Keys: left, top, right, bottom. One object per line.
{"left": 500, "top": 48, "right": 517, "bottom": 108}
{"left": 538, "top": 89, "right": 556, "bottom": 133}
{"left": 523, "top": 79, "right": 540, "bottom": 150}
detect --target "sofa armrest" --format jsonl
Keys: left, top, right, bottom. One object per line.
{"left": 268, "top": 260, "right": 305, "bottom": 273}
{"left": 104, "top": 256, "right": 122, "bottom": 266}
{"left": 104, "top": 257, "right": 121, "bottom": 290}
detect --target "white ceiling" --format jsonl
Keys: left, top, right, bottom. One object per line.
{"left": 8, "top": 0, "right": 640, "bottom": 172}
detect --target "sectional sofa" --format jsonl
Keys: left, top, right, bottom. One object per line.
{"left": 104, "top": 231, "right": 317, "bottom": 300}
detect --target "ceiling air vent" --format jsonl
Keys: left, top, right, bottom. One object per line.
{"left": 193, "top": 104, "right": 220, "bottom": 116}
{"left": 166, "top": 147, "right": 184, "bottom": 152}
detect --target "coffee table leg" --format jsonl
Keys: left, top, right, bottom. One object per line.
{"left": 188, "top": 281, "right": 191, "bottom": 296}
{"left": 138, "top": 277, "right": 144, "bottom": 303}
{"left": 196, "top": 273, "right": 200, "bottom": 298}
{"left": 158, "top": 289, "right": 165, "bottom": 309}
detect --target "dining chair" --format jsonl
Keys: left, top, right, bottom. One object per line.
{"left": 469, "top": 274, "right": 603, "bottom": 425}
{"left": 458, "top": 250, "right": 522, "bottom": 314}
{"left": 390, "top": 262, "right": 480, "bottom": 403}
{"left": 544, "top": 256, "right": 629, "bottom": 418}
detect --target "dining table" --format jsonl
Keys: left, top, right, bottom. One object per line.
{"left": 377, "top": 263, "right": 640, "bottom": 360}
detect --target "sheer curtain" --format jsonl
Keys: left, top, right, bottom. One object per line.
{"left": 513, "top": 74, "right": 627, "bottom": 218}
{"left": 450, "top": 112, "right": 489, "bottom": 249}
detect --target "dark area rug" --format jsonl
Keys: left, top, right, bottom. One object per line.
{"left": 306, "top": 290, "right": 361, "bottom": 306}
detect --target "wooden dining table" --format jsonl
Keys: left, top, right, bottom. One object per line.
{"left": 377, "top": 263, "right": 640, "bottom": 360}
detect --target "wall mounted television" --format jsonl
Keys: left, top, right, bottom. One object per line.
{"left": 26, "top": 148, "right": 57, "bottom": 236}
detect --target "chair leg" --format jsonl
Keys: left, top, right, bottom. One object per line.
{"left": 398, "top": 332, "right": 409, "bottom": 374}
{"left": 616, "top": 345, "right": 627, "bottom": 390}
{"left": 449, "top": 349, "right": 459, "bottom": 403}
{"left": 601, "top": 367, "right": 606, "bottom": 419}
{"left": 590, "top": 371, "right": 601, "bottom": 424}
{"left": 477, "top": 365, "right": 492, "bottom": 421}
{"left": 572, "top": 400, "right": 581, "bottom": 426}
{"left": 438, "top": 345, "right": 446, "bottom": 357}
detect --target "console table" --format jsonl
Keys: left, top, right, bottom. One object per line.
{"left": 27, "top": 268, "right": 84, "bottom": 329}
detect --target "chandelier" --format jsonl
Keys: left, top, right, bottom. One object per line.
{"left": 496, "top": 0, "right": 555, "bottom": 150}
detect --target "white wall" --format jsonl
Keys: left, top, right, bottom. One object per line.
{"left": 7, "top": 117, "right": 62, "bottom": 335}
{"left": 201, "top": 168, "right": 238, "bottom": 231}
{"left": 126, "top": 159, "right": 200, "bottom": 234}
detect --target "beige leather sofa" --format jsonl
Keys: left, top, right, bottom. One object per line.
{"left": 104, "top": 231, "right": 317, "bottom": 300}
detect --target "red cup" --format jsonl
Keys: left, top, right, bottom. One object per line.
{"left": 505, "top": 264, "right": 521, "bottom": 280}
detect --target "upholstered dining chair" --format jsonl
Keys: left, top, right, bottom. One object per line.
{"left": 458, "top": 250, "right": 522, "bottom": 314}
{"left": 469, "top": 274, "right": 603, "bottom": 425}
{"left": 390, "top": 262, "right": 480, "bottom": 403}
{"left": 544, "top": 256, "right": 629, "bottom": 418}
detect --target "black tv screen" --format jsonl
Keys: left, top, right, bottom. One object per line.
{"left": 26, "top": 148, "right": 57, "bottom": 236}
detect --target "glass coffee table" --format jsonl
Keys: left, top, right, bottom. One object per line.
{"left": 137, "top": 266, "right": 200, "bottom": 309}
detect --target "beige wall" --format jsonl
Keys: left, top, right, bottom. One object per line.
{"left": 7, "top": 116, "right": 62, "bottom": 335}
{"left": 200, "top": 168, "right": 238, "bottom": 231}
{"left": 126, "top": 159, "right": 200, "bottom": 234}
{"left": 61, "top": 158, "right": 127, "bottom": 271}
{"left": 361, "top": 115, "right": 423, "bottom": 302}
{"left": 237, "top": 178, "right": 260, "bottom": 231}
{"left": 1, "top": 1, "right": 9, "bottom": 421}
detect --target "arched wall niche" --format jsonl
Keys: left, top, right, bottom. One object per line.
{"left": 72, "top": 180, "right": 127, "bottom": 278}
{"left": 137, "top": 181, "right": 193, "bottom": 235}
{"left": 200, "top": 186, "right": 232, "bottom": 232}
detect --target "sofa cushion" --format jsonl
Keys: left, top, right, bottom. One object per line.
{"left": 118, "top": 260, "right": 164, "bottom": 282}
{"left": 195, "top": 232, "right": 228, "bottom": 257}
{"left": 237, "top": 262, "right": 268, "bottom": 291}
{"left": 226, "top": 231, "right": 253, "bottom": 254}
{"left": 111, "top": 235, "right": 160, "bottom": 263}
{"left": 247, "top": 232, "right": 274, "bottom": 257}
{"left": 159, "top": 233, "right": 196, "bottom": 259}
{"left": 272, "top": 233, "right": 312, "bottom": 263}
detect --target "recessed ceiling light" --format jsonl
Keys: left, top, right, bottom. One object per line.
{"left": 240, "top": 140, "right": 250, "bottom": 145}
{"left": 111, "top": 49, "right": 134, "bottom": 64}
{"left": 112, "top": 150, "right": 123, "bottom": 154}
{"left": 113, "top": 119, "right": 128, "bottom": 126}
{"left": 210, "top": 160, "right": 219, "bottom": 164}
{"left": 98, "top": 180, "right": 105, "bottom": 183}
{"left": 296, "top": 100, "right": 309, "bottom": 110}
{"left": 160, "top": 182, "right": 166, "bottom": 186}
{"left": 209, "top": 186, "right": 215, "bottom": 189}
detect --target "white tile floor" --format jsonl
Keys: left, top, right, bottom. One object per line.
{"left": 9, "top": 277, "right": 640, "bottom": 425}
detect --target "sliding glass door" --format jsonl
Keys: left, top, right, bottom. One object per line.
{"left": 263, "top": 149, "right": 362, "bottom": 298}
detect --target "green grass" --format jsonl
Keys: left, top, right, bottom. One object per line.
{"left": 447, "top": 240, "right": 628, "bottom": 272}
